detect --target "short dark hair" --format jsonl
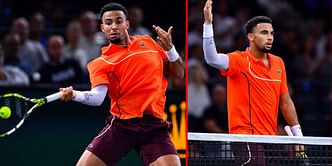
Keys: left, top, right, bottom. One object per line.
{"left": 244, "top": 16, "right": 272, "bottom": 34}
{"left": 99, "top": 3, "right": 128, "bottom": 20}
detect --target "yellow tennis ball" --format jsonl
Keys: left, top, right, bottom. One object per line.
{"left": 0, "top": 106, "right": 11, "bottom": 119}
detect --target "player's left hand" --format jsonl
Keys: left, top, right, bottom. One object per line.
{"left": 152, "top": 25, "right": 173, "bottom": 51}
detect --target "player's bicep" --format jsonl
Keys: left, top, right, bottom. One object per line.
{"left": 280, "top": 93, "right": 296, "bottom": 114}
{"left": 280, "top": 93, "right": 290, "bottom": 107}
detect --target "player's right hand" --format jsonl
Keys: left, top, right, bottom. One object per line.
{"left": 59, "top": 86, "right": 74, "bottom": 102}
{"left": 204, "top": 0, "right": 213, "bottom": 24}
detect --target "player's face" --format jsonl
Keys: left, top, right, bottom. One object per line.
{"left": 250, "top": 23, "right": 274, "bottom": 53}
{"left": 101, "top": 10, "right": 129, "bottom": 45}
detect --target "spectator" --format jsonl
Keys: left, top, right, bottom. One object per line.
{"left": 64, "top": 20, "right": 88, "bottom": 73}
{"left": 3, "top": 33, "right": 31, "bottom": 73}
{"left": 0, "top": 44, "right": 29, "bottom": 86}
{"left": 79, "top": 11, "right": 106, "bottom": 62}
{"left": 313, "top": 32, "right": 332, "bottom": 100}
{"left": 10, "top": 17, "right": 48, "bottom": 74}
{"left": 213, "top": 0, "right": 236, "bottom": 52}
{"left": 128, "top": 6, "right": 152, "bottom": 36}
{"left": 188, "top": 63, "right": 211, "bottom": 131}
{"left": 29, "top": 12, "right": 47, "bottom": 47}
{"left": 201, "top": 83, "right": 228, "bottom": 133}
{"left": 36, "top": 35, "right": 84, "bottom": 85}
{"left": 188, "top": 44, "right": 209, "bottom": 79}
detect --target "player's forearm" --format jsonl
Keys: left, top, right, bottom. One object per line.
{"left": 203, "top": 23, "right": 229, "bottom": 70}
{"left": 167, "top": 46, "right": 184, "bottom": 78}
{"left": 73, "top": 85, "right": 108, "bottom": 106}
{"left": 280, "top": 98, "right": 299, "bottom": 127}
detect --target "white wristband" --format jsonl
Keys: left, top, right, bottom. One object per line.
{"left": 203, "top": 23, "right": 214, "bottom": 38}
{"left": 291, "top": 124, "right": 303, "bottom": 136}
{"left": 167, "top": 45, "right": 180, "bottom": 62}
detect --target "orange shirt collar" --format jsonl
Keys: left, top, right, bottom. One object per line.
{"left": 245, "top": 47, "right": 274, "bottom": 64}
{"left": 101, "top": 36, "right": 136, "bottom": 55}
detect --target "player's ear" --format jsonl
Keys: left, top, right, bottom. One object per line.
{"left": 126, "top": 20, "right": 129, "bottom": 29}
{"left": 247, "top": 33, "right": 254, "bottom": 42}
{"left": 100, "top": 23, "right": 105, "bottom": 32}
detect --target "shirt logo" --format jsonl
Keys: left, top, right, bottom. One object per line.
{"left": 139, "top": 43, "right": 145, "bottom": 47}
{"left": 276, "top": 69, "right": 281, "bottom": 74}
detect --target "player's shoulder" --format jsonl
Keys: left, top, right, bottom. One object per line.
{"left": 227, "top": 50, "right": 247, "bottom": 59}
{"left": 268, "top": 53, "right": 285, "bottom": 63}
{"left": 87, "top": 57, "right": 99, "bottom": 67}
{"left": 131, "top": 35, "right": 154, "bottom": 42}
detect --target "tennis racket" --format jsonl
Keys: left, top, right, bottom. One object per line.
{"left": 284, "top": 126, "right": 311, "bottom": 166}
{"left": 0, "top": 92, "right": 62, "bottom": 138}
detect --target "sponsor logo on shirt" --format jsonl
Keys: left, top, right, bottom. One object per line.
{"left": 276, "top": 69, "right": 281, "bottom": 74}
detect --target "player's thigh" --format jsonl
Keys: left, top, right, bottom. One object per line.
{"left": 76, "top": 150, "right": 107, "bottom": 166}
{"left": 149, "top": 154, "right": 180, "bottom": 166}
{"left": 84, "top": 121, "right": 136, "bottom": 165}
{"left": 139, "top": 126, "right": 178, "bottom": 166}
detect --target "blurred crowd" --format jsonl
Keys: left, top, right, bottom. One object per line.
{"left": 188, "top": 0, "right": 331, "bottom": 136}
{"left": 0, "top": 0, "right": 185, "bottom": 90}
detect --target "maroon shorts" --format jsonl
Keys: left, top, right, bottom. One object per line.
{"left": 231, "top": 142, "right": 266, "bottom": 166}
{"left": 86, "top": 115, "right": 178, "bottom": 166}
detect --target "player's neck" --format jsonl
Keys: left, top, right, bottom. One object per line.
{"left": 121, "top": 36, "right": 130, "bottom": 47}
{"left": 121, "top": 31, "right": 130, "bottom": 47}
{"left": 111, "top": 36, "right": 130, "bottom": 47}
{"left": 248, "top": 46, "right": 267, "bottom": 60}
{"left": 123, "top": 36, "right": 130, "bottom": 46}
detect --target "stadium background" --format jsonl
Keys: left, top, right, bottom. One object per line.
{"left": 0, "top": 0, "right": 186, "bottom": 165}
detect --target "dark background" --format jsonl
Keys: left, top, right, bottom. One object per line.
{"left": 0, "top": 0, "right": 186, "bottom": 50}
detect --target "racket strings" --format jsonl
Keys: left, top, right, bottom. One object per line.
{"left": 0, "top": 97, "right": 30, "bottom": 135}
{"left": 1, "top": 97, "right": 29, "bottom": 119}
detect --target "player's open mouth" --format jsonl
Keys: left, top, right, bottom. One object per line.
{"left": 110, "top": 33, "right": 119, "bottom": 38}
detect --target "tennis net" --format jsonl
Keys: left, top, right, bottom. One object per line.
{"left": 188, "top": 132, "right": 332, "bottom": 166}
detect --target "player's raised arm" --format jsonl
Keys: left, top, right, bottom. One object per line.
{"left": 153, "top": 25, "right": 184, "bottom": 79}
{"left": 203, "top": 0, "right": 229, "bottom": 70}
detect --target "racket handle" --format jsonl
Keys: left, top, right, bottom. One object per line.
{"left": 45, "top": 92, "right": 62, "bottom": 103}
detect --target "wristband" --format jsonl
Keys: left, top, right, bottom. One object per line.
{"left": 167, "top": 45, "right": 180, "bottom": 62}
{"left": 291, "top": 124, "right": 303, "bottom": 136}
{"left": 203, "top": 23, "right": 214, "bottom": 38}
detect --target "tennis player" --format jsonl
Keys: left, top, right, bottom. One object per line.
{"left": 59, "top": 3, "right": 183, "bottom": 166}
{"left": 203, "top": 0, "right": 306, "bottom": 165}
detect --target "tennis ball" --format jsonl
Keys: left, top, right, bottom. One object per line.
{"left": 0, "top": 106, "right": 11, "bottom": 119}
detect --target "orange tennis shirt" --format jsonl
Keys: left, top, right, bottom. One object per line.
{"left": 221, "top": 48, "right": 288, "bottom": 135}
{"left": 87, "top": 35, "right": 168, "bottom": 119}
